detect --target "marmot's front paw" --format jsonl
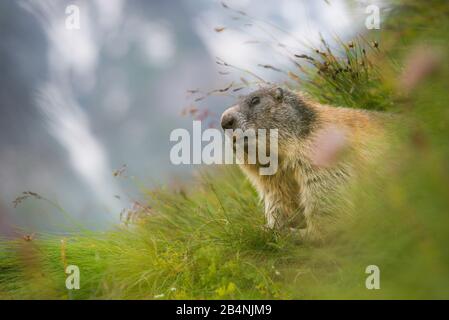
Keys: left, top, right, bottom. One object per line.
{"left": 289, "top": 227, "right": 304, "bottom": 244}
{"left": 299, "top": 227, "right": 325, "bottom": 244}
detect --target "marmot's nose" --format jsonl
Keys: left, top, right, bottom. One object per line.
{"left": 221, "top": 112, "right": 236, "bottom": 130}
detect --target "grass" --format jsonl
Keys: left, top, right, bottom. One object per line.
{"left": 1, "top": 0, "right": 449, "bottom": 299}
{"left": 0, "top": 169, "right": 298, "bottom": 299}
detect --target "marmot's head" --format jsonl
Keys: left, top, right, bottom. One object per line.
{"left": 221, "top": 87, "right": 317, "bottom": 151}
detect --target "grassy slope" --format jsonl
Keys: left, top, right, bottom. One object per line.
{"left": 1, "top": 0, "right": 449, "bottom": 299}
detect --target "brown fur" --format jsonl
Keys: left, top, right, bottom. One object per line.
{"left": 222, "top": 88, "right": 390, "bottom": 241}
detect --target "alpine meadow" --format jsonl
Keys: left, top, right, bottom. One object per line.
{"left": 1, "top": 0, "right": 449, "bottom": 300}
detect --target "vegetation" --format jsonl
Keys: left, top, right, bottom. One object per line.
{"left": 1, "top": 0, "right": 449, "bottom": 299}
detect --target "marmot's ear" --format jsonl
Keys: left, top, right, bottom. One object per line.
{"left": 274, "top": 87, "right": 284, "bottom": 101}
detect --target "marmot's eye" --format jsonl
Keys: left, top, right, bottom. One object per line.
{"left": 250, "top": 96, "right": 260, "bottom": 106}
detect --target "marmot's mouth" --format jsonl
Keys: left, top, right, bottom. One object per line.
{"left": 232, "top": 135, "right": 269, "bottom": 158}
{"left": 232, "top": 135, "right": 249, "bottom": 153}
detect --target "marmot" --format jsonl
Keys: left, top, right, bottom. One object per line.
{"left": 221, "top": 86, "right": 390, "bottom": 241}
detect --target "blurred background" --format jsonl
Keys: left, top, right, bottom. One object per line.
{"left": 0, "top": 0, "right": 385, "bottom": 234}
